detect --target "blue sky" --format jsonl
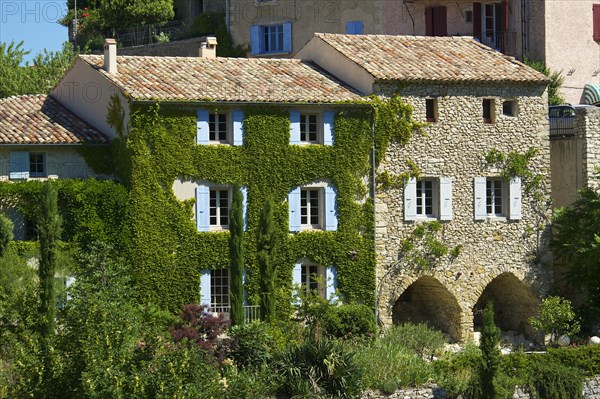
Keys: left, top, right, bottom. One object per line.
{"left": 0, "top": 0, "right": 69, "bottom": 63}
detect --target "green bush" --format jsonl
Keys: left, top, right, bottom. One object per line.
{"left": 525, "top": 359, "right": 583, "bottom": 399}
{"left": 384, "top": 323, "right": 448, "bottom": 359}
{"left": 0, "top": 214, "right": 13, "bottom": 257}
{"left": 543, "top": 344, "right": 600, "bottom": 376}
{"left": 529, "top": 296, "right": 580, "bottom": 345}
{"left": 276, "top": 337, "right": 363, "bottom": 398}
{"left": 320, "top": 304, "right": 377, "bottom": 340}
{"left": 229, "top": 321, "right": 274, "bottom": 369}
{"left": 222, "top": 366, "right": 277, "bottom": 399}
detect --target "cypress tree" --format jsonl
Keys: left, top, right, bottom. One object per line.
{"left": 480, "top": 302, "right": 501, "bottom": 399}
{"left": 38, "top": 180, "right": 62, "bottom": 338}
{"left": 257, "top": 199, "right": 278, "bottom": 322}
{"left": 229, "top": 185, "right": 244, "bottom": 326}
{"left": 0, "top": 213, "right": 14, "bottom": 257}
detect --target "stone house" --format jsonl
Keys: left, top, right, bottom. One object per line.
{"left": 297, "top": 34, "right": 552, "bottom": 341}
{"left": 0, "top": 94, "right": 109, "bottom": 239}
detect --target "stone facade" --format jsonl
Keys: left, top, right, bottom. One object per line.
{"left": 375, "top": 82, "right": 553, "bottom": 341}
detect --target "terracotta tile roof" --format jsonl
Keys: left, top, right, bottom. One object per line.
{"left": 80, "top": 55, "right": 362, "bottom": 103}
{"left": 315, "top": 33, "right": 549, "bottom": 84}
{"left": 0, "top": 95, "right": 109, "bottom": 144}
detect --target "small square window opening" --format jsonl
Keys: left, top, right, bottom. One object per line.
{"left": 502, "top": 100, "right": 517, "bottom": 116}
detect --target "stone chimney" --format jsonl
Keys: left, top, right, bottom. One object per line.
{"left": 199, "top": 36, "right": 218, "bottom": 58}
{"left": 103, "top": 38, "right": 117, "bottom": 73}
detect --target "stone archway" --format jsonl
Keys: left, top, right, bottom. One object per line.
{"left": 392, "top": 276, "right": 462, "bottom": 342}
{"left": 473, "top": 272, "right": 539, "bottom": 337}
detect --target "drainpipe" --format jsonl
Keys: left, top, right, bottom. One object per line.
{"left": 524, "top": 0, "right": 530, "bottom": 56}
{"left": 226, "top": 0, "right": 231, "bottom": 33}
{"left": 371, "top": 107, "right": 379, "bottom": 326}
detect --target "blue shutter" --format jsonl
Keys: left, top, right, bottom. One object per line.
{"left": 283, "top": 22, "right": 292, "bottom": 53}
{"left": 404, "top": 178, "right": 417, "bottom": 221}
{"left": 509, "top": 177, "right": 522, "bottom": 220}
{"left": 288, "top": 187, "right": 301, "bottom": 232}
{"left": 65, "top": 276, "right": 75, "bottom": 301}
{"left": 250, "top": 25, "right": 263, "bottom": 55}
{"left": 292, "top": 261, "right": 302, "bottom": 305}
{"left": 439, "top": 177, "right": 453, "bottom": 221}
{"left": 323, "top": 111, "right": 334, "bottom": 146}
{"left": 233, "top": 110, "right": 244, "bottom": 146}
{"left": 200, "top": 270, "right": 212, "bottom": 307}
{"left": 196, "top": 109, "right": 209, "bottom": 144}
{"left": 241, "top": 186, "right": 248, "bottom": 231}
{"left": 324, "top": 184, "right": 338, "bottom": 231}
{"left": 290, "top": 110, "right": 301, "bottom": 144}
{"left": 325, "top": 266, "right": 338, "bottom": 302}
{"left": 474, "top": 177, "right": 487, "bottom": 220}
{"left": 196, "top": 185, "right": 210, "bottom": 232}
{"left": 9, "top": 151, "right": 29, "bottom": 180}
{"left": 346, "top": 20, "right": 364, "bottom": 34}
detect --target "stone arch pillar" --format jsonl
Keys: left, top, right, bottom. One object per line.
{"left": 473, "top": 272, "right": 540, "bottom": 338}
{"left": 391, "top": 276, "right": 462, "bottom": 342}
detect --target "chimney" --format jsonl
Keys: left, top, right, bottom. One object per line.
{"left": 199, "top": 36, "right": 218, "bottom": 58}
{"left": 104, "top": 38, "right": 117, "bottom": 73}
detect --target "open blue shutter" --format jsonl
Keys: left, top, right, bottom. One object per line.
{"left": 509, "top": 177, "right": 522, "bottom": 220}
{"left": 290, "top": 111, "right": 300, "bottom": 144}
{"left": 346, "top": 20, "right": 363, "bottom": 34}
{"left": 233, "top": 110, "right": 244, "bottom": 146}
{"left": 9, "top": 151, "right": 29, "bottom": 180}
{"left": 200, "top": 270, "right": 212, "bottom": 307}
{"left": 404, "top": 178, "right": 417, "bottom": 221}
{"left": 474, "top": 177, "right": 487, "bottom": 220}
{"left": 288, "top": 187, "right": 301, "bottom": 232}
{"left": 292, "top": 262, "right": 302, "bottom": 305}
{"left": 241, "top": 186, "right": 248, "bottom": 231}
{"left": 196, "top": 109, "right": 209, "bottom": 144}
{"left": 323, "top": 111, "right": 334, "bottom": 146}
{"left": 283, "top": 22, "right": 292, "bottom": 53}
{"left": 250, "top": 25, "right": 262, "bottom": 55}
{"left": 196, "top": 185, "right": 210, "bottom": 231}
{"left": 325, "top": 266, "right": 338, "bottom": 302}
{"left": 324, "top": 184, "right": 338, "bottom": 231}
{"left": 439, "top": 177, "right": 453, "bottom": 221}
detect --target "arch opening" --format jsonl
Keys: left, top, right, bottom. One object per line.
{"left": 392, "top": 277, "right": 462, "bottom": 342}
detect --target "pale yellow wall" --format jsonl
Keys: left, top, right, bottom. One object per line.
{"left": 294, "top": 36, "right": 375, "bottom": 94}
{"left": 544, "top": 0, "right": 600, "bottom": 104}
{"left": 0, "top": 146, "right": 104, "bottom": 180}
{"left": 51, "top": 59, "right": 131, "bottom": 139}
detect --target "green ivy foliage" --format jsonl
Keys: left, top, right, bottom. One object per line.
{"left": 118, "top": 103, "right": 377, "bottom": 315}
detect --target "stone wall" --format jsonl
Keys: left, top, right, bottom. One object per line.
{"left": 374, "top": 82, "right": 553, "bottom": 341}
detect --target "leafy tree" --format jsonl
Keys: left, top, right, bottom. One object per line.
{"left": 0, "top": 213, "right": 13, "bottom": 256}
{"left": 552, "top": 187, "right": 600, "bottom": 315}
{"left": 529, "top": 296, "right": 580, "bottom": 344}
{"left": 524, "top": 58, "right": 565, "bottom": 105}
{"left": 229, "top": 185, "right": 245, "bottom": 326}
{"left": 0, "top": 41, "right": 75, "bottom": 98}
{"left": 257, "top": 199, "right": 278, "bottom": 322}
{"left": 479, "top": 302, "right": 501, "bottom": 399}
{"left": 38, "top": 181, "right": 62, "bottom": 338}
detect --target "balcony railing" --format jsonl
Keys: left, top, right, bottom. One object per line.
{"left": 549, "top": 117, "right": 575, "bottom": 138}
{"left": 210, "top": 305, "right": 261, "bottom": 322}
{"left": 474, "top": 31, "right": 506, "bottom": 54}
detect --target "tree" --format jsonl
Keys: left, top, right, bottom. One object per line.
{"left": 529, "top": 296, "right": 580, "bottom": 344}
{"left": 0, "top": 213, "right": 13, "bottom": 256}
{"left": 257, "top": 199, "right": 278, "bottom": 322}
{"left": 552, "top": 187, "right": 600, "bottom": 313}
{"left": 229, "top": 185, "right": 245, "bottom": 326}
{"left": 524, "top": 58, "right": 565, "bottom": 105}
{"left": 0, "top": 41, "right": 75, "bottom": 99}
{"left": 38, "top": 181, "right": 62, "bottom": 338}
{"left": 479, "top": 302, "right": 501, "bottom": 399}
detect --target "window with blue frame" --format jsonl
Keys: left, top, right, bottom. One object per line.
{"left": 346, "top": 20, "right": 364, "bottom": 34}
{"left": 251, "top": 22, "right": 292, "bottom": 54}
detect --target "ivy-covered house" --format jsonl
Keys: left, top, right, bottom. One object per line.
{"left": 50, "top": 38, "right": 376, "bottom": 317}
{"left": 298, "top": 34, "right": 552, "bottom": 341}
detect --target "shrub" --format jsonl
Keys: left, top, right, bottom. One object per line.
{"left": 0, "top": 214, "right": 13, "bottom": 257}
{"left": 529, "top": 296, "right": 580, "bottom": 345}
{"left": 320, "top": 304, "right": 377, "bottom": 340}
{"left": 544, "top": 345, "right": 600, "bottom": 376}
{"left": 229, "top": 321, "right": 274, "bottom": 369}
{"left": 383, "top": 323, "right": 447, "bottom": 359}
{"left": 276, "top": 337, "right": 363, "bottom": 398}
{"left": 222, "top": 366, "right": 277, "bottom": 399}
{"left": 525, "top": 359, "right": 583, "bottom": 399}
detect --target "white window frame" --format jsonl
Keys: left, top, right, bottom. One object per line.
{"left": 300, "top": 113, "right": 321, "bottom": 144}
{"left": 208, "top": 112, "right": 230, "bottom": 143}
{"left": 301, "top": 263, "right": 325, "bottom": 298}
{"left": 486, "top": 178, "right": 505, "bottom": 217}
{"left": 209, "top": 187, "right": 231, "bottom": 230}
{"left": 416, "top": 179, "right": 437, "bottom": 218}
{"left": 474, "top": 176, "right": 521, "bottom": 220}
{"left": 211, "top": 268, "right": 230, "bottom": 312}
{"left": 300, "top": 186, "right": 323, "bottom": 229}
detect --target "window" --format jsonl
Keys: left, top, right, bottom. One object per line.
{"left": 300, "top": 114, "right": 318, "bottom": 142}
{"left": 290, "top": 110, "right": 334, "bottom": 145}
{"left": 474, "top": 176, "right": 521, "bottom": 220}
{"left": 404, "top": 177, "right": 452, "bottom": 221}
{"left": 425, "top": 6, "right": 448, "bottom": 36}
{"left": 346, "top": 20, "right": 364, "bottom": 34}
{"left": 210, "top": 268, "right": 230, "bottom": 310}
{"left": 9, "top": 151, "right": 46, "bottom": 180}
{"left": 196, "top": 185, "right": 248, "bottom": 232}
{"left": 196, "top": 109, "right": 244, "bottom": 145}
{"left": 426, "top": 98, "right": 438, "bottom": 122}
{"left": 465, "top": 10, "right": 473, "bottom": 23}
{"left": 292, "top": 261, "right": 338, "bottom": 302}
{"left": 594, "top": 4, "right": 600, "bottom": 41}
{"left": 29, "top": 153, "right": 45, "bottom": 177}
{"left": 483, "top": 99, "right": 495, "bottom": 123}
{"left": 250, "top": 22, "right": 292, "bottom": 55}
{"left": 289, "top": 182, "right": 337, "bottom": 231}
{"left": 502, "top": 100, "right": 517, "bottom": 116}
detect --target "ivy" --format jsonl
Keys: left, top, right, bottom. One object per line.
{"left": 398, "top": 221, "right": 460, "bottom": 271}
{"left": 376, "top": 160, "right": 421, "bottom": 190}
